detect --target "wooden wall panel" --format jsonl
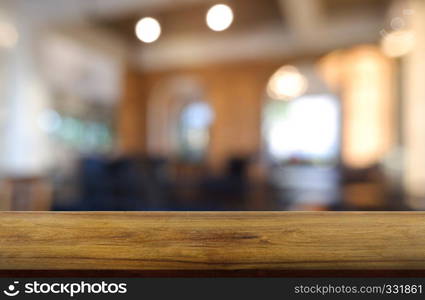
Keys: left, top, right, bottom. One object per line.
{"left": 118, "top": 61, "right": 280, "bottom": 170}
{"left": 117, "top": 68, "right": 148, "bottom": 154}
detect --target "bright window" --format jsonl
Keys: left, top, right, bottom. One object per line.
{"left": 263, "top": 94, "right": 340, "bottom": 163}
{"left": 178, "top": 101, "right": 214, "bottom": 162}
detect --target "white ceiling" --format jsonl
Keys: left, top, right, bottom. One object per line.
{"left": 12, "top": 0, "right": 392, "bottom": 71}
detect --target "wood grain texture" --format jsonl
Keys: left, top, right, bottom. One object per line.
{"left": 1, "top": 212, "right": 425, "bottom": 271}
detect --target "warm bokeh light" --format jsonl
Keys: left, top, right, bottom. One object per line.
{"left": 135, "top": 17, "right": 161, "bottom": 43}
{"left": 206, "top": 4, "right": 234, "bottom": 32}
{"left": 267, "top": 66, "right": 308, "bottom": 100}
{"left": 0, "top": 22, "right": 18, "bottom": 49}
{"left": 381, "top": 30, "right": 416, "bottom": 58}
{"left": 342, "top": 47, "right": 394, "bottom": 168}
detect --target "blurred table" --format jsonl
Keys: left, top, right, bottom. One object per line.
{"left": 0, "top": 177, "right": 52, "bottom": 211}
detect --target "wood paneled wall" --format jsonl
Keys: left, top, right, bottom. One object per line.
{"left": 118, "top": 60, "right": 284, "bottom": 170}
{"left": 117, "top": 68, "right": 148, "bottom": 154}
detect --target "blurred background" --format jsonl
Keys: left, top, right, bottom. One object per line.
{"left": 0, "top": 0, "right": 424, "bottom": 211}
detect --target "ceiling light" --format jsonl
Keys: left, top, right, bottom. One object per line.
{"left": 206, "top": 4, "right": 234, "bottom": 32}
{"left": 267, "top": 66, "right": 308, "bottom": 100}
{"left": 135, "top": 17, "right": 161, "bottom": 43}
{"left": 381, "top": 30, "right": 416, "bottom": 58}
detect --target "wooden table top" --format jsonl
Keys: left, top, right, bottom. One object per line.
{"left": 1, "top": 211, "right": 425, "bottom": 276}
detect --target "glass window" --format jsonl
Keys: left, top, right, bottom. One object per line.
{"left": 263, "top": 94, "right": 340, "bottom": 164}
{"left": 178, "top": 101, "right": 214, "bottom": 162}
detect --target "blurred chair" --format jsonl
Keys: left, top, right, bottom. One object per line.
{"left": 199, "top": 156, "right": 250, "bottom": 210}
{"left": 77, "top": 155, "right": 164, "bottom": 211}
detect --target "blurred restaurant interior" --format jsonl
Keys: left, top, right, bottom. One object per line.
{"left": 0, "top": 0, "right": 424, "bottom": 211}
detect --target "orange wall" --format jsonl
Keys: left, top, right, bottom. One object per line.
{"left": 117, "top": 68, "right": 148, "bottom": 154}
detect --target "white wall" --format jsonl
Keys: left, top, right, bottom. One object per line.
{"left": 0, "top": 2, "right": 52, "bottom": 176}
{"left": 0, "top": 0, "right": 128, "bottom": 177}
